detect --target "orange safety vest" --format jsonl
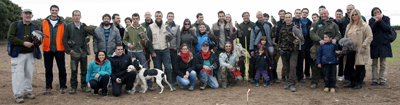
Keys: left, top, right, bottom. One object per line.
{"left": 42, "top": 20, "right": 65, "bottom": 52}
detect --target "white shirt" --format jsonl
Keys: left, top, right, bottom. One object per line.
{"left": 50, "top": 19, "right": 58, "bottom": 28}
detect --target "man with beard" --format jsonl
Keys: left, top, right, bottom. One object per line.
{"left": 94, "top": 14, "right": 122, "bottom": 56}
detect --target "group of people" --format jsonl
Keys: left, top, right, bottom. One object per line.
{"left": 7, "top": 4, "right": 393, "bottom": 104}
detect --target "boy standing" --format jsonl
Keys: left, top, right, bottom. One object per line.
{"left": 317, "top": 32, "right": 341, "bottom": 93}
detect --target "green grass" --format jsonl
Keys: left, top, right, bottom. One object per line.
{"left": 386, "top": 33, "right": 400, "bottom": 63}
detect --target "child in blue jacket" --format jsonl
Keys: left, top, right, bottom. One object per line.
{"left": 317, "top": 32, "right": 341, "bottom": 93}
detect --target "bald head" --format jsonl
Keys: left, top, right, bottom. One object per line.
{"left": 256, "top": 11, "right": 263, "bottom": 22}
{"left": 346, "top": 4, "right": 355, "bottom": 16}
{"left": 144, "top": 11, "right": 152, "bottom": 22}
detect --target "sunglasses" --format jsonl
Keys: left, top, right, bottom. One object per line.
{"left": 352, "top": 14, "right": 358, "bottom": 16}
{"left": 184, "top": 23, "right": 191, "bottom": 25}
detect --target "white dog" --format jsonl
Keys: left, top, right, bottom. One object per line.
{"left": 127, "top": 59, "right": 173, "bottom": 94}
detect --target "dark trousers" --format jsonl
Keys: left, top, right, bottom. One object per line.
{"left": 338, "top": 56, "right": 350, "bottom": 80}
{"left": 89, "top": 74, "right": 110, "bottom": 96}
{"left": 296, "top": 45, "right": 305, "bottom": 80}
{"left": 112, "top": 71, "right": 136, "bottom": 97}
{"left": 239, "top": 57, "right": 256, "bottom": 80}
{"left": 281, "top": 51, "right": 298, "bottom": 86}
{"left": 249, "top": 58, "right": 256, "bottom": 79}
{"left": 345, "top": 51, "right": 366, "bottom": 85}
{"left": 44, "top": 51, "right": 67, "bottom": 89}
{"left": 170, "top": 49, "right": 178, "bottom": 83}
{"left": 322, "top": 64, "right": 337, "bottom": 88}
{"left": 304, "top": 45, "right": 313, "bottom": 77}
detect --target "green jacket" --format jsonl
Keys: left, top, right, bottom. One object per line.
{"left": 7, "top": 22, "right": 35, "bottom": 53}
{"left": 192, "top": 21, "right": 211, "bottom": 34}
{"left": 62, "top": 22, "right": 88, "bottom": 53}
{"left": 123, "top": 25, "right": 147, "bottom": 51}
{"left": 310, "top": 19, "right": 342, "bottom": 45}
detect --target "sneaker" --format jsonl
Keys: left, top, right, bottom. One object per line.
{"left": 343, "top": 80, "right": 350, "bottom": 84}
{"left": 289, "top": 85, "right": 296, "bottom": 92}
{"left": 23, "top": 94, "right": 35, "bottom": 99}
{"left": 255, "top": 83, "right": 259, "bottom": 87}
{"left": 310, "top": 84, "right": 317, "bottom": 89}
{"left": 148, "top": 86, "right": 155, "bottom": 91}
{"left": 125, "top": 89, "right": 135, "bottom": 95}
{"left": 371, "top": 81, "right": 378, "bottom": 86}
{"left": 284, "top": 84, "right": 290, "bottom": 89}
{"left": 15, "top": 97, "right": 24, "bottom": 103}
{"left": 337, "top": 76, "right": 343, "bottom": 81}
{"left": 81, "top": 87, "right": 91, "bottom": 93}
{"left": 200, "top": 81, "right": 207, "bottom": 90}
{"left": 69, "top": 89, "right": 77, "bottom": 94}
{"left": 274, "top": 79, "right": 281, "bottom": 83}
{"left": 172, "top": 86, "right": 177, "bottom": 91}
{"left": 323, "top": 88, "right": 329, "bottom": 92}
{"left": 263, "top": 82, "right": 270, "bottom": 87}
{"left": 60, "top": 88, "right": 66, "bottom": 94}
{"left": 180, "top": 85, "right": 186, "bottom": 89}
{"left": 330, "top": 88, "right": 336, "bottom": 93}
{"left": 379, "top": 82, "right": 386, "bottom": 86}
{"left": 188, "top": 86, "right": 194, "bottom": 91}
{"left": 43, "top": 88, "right": 52, "bottom": 95}
{"left": 306, "top": 76, "right": 312, "bottom": 80}
{"left": 298, "top": 79, "right": 306, "bottom": 83}
{"left": 102, "top": 95, "right": 108, "bottom": 98}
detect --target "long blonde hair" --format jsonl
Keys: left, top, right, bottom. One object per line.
{"left": 349, "top": 9, "right": 364, "bottom": 28}
{"left": 226, "top": 14, "right": 234, "bottom": 29}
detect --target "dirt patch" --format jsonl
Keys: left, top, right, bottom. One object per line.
{"left": 0, "top": 41, "right": 399, "bottom": 104}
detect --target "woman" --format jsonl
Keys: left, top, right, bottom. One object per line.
{"left": 343, "top": 9, "right": 373, "bottom": 89}
{"left": 174, "top": 43, "right": 197, "bottom": 91}
{"left": 180, "top": 19, "right": 197, "bottom": 53}
{"left": 225, "top": 14, "right": 236, "bottom": 50}
{"left": 125, "top": 17, "right": 132, "bottom": 28}
{"left": 195, "top": 23, "right": 212, "bottom": 53}
{"left": 368, "top": 7, "right": 392, "bottom": 86}
{"left": 86, "top": 51, "right": 112, "bottom": 97}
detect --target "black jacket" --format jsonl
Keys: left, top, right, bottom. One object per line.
{"left": 108, "top": 54, "right": 132, "bottom": 82}
{"left": 369, "top": 15, "right": 392, "bottom": 58}
{"left": 174, "top": 54, "right": 195, "bottom": 77}
{"left": 254, "top": 52, "right": 271, "bottom": 70}
{"left": 194, "top": 51, "right": 219, "bottom": 76}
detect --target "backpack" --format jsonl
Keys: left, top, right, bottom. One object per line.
{"left": 387, "top": 26, "right": 397, "bottom": 43}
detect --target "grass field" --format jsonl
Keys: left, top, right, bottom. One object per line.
{"left": 386, "top": 33, "right": 400, "bottom": 62}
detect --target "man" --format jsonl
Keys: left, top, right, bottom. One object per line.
{"left": 94, "top": 14, "right": 122, "bottom": 56}
{"left": 309, "top": 9, "right": 342, "bottom": 89}
{"left": 219, "top": 42, "right": 243, "bottom": 88}
{"left": 8, "top": 8, "right": 39, "bottom": 103}
{"left": 112, "top": 13, "right": 127, "bottom": 54}
{"left": 334, "top": 9, "right": 343, "bottom": 25}
{"left": 41, "top": 5, "right": 67, "bottom": 95}
{"left": 263, "top": 13, "right": 270, "bottom": 22}
{"left": 272, "top": 9, "right": 286, "bottom": 83}
{"left": 166, "top": 12, "right": 180, "bottom": 87}
{"left": 250, "top": 11, "right": 273, "bottom": 82}
{"left": 338, "top": 4, "right": 366, "bottom": 84}
{"left": 192, "top": 13, "right": 211, "bottom": 34}
{"left": 109, "top": 44, "right": 137, "bottom": 96}
{"left": 311, "top": 13, "right": 319, "bottom": 23}
{"left": 211, "top": 10, "right": 234, "bottom": 57}
{"left": 301, "top": 8, "right": 314, "bottom": 80}
{"left": 319, "top": 5, "right": 326, "bottom": 12}
{"left": 293, "top": 9, "right": 308, "bottom": 83}
{"left": 195, "top": 42, "right": 219, "bottom": 90}
{"left": 279, "top": 12, "right": 304, "bottom": 92}
{"left": 234, "top": 12, "right": 255, "bottom": 82}
{"left": 147, "top": 11, "right": 175, "bottom": 90}
{"left": 62, "top": 10, "right": 91, "bottom": 94}
{"left": 141, "top": 11, "right": 154, "bottom": 74}
{"left": 123, "top": 13, "right": 153, "bottom": 90}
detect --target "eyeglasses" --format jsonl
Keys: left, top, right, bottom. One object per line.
{"left": 303, "top": 12, "right": 309, "bottom": 14}
{"left": 352, "top": 14, "right": 358, "bottom": 16}
{"left": 184, "top": 23, "right": 191, "bottom": 25}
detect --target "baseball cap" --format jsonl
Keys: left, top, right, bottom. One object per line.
{"left": 202, "top": 42, "right": 209, "bottom": 46}
{"left": 22, "top": 9, "right": 32, "bottom": 13}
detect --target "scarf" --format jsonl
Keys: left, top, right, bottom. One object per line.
{"left": 156, "top": 20, "right": 163, "bottom": 29}
{"left": 180, "top": 51, "right": 191, "bottom": 63}
{"left": 95, "top": 58, "right": 107, "bottom": 66}
{"left": 201, "top": 50, "right": 210, "bottom": 60}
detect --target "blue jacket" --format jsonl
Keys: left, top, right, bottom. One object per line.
{"left": 195, "top": 33, "right": 212, "bottom": 53}
{"left": 86, "top": 60, "right": 112, "bottom": 82}
{"left": 316, "top": 42, "right": 340, "bottom": 65}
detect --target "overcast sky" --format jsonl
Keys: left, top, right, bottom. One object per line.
{"left": 11, "top": 0, "right": 400, "bottom": 27}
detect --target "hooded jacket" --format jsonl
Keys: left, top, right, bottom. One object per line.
{"left": 86, "top": 59, "right": 112, "bottom": 82}
{"left": 94, "top": 23, "right": 122, "bottom": 55}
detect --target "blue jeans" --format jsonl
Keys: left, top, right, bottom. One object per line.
{"left": 128, "top": 51, "right": 148, "bottom": 68}
{"left": 200, "top": 71, "right": 219, "bottom": 89}
{"left": 176, "top": 71, "right": 197, "bottom": 86}
{"left": 152, "top": 50, "right": 172, "bottom": 73}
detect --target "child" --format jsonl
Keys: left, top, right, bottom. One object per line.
{"left": 317, "top": 32, "right": 341, "bottom": 93}
{"left": 257, "top": 36, "right": 275, "bottom": 82}
{"left": 254, "top": 45, "right": 272, "bottom": 87}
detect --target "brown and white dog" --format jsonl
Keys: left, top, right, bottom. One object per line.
{"left": 127, "top": 59, "right": 173, "bottom": 94}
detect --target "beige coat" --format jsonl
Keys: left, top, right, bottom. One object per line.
{"left": 344, "top": 22, "right": 373, "bottom": 65}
